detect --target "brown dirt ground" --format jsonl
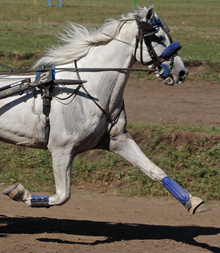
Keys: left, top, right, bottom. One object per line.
{"left": 125, "top": 76, "right": 220, "bottom": 128}
{"left": 1, "top": 68, "right": 220, "bottom": 252}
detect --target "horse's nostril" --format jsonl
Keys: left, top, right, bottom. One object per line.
{"left": 179, "top": 70, "right": 186, "bottom": 77}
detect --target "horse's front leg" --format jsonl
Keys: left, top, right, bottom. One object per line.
{"left": 3, "top": 147, "right": 73, "bottom": 207}
{"left": 46, "top": 147, "right": 73, "bottom": 206}
{"left": 106, "top": 122, "right": 211, "bottom": 214}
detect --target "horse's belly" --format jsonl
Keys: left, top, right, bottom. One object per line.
{"left": 0, "top": 117, "right": 45, "bottom": 147}
{"left": 0, "top": 90, "right": 45, "bottom": 148}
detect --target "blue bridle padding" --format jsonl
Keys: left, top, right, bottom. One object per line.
{"left": 150, "top": 19, "right": 162, "bottom": 27}
{"left": 162, "top": 176, "right": 190, "bottom": 204}
{"left": 160, "top": 64, "right": 170, "bottom": 77}
{"left": 161, "top": 41, "right": 182, "bottom": 59}
{"left": 31, "top": 194, "right": 50, "bottom": 208}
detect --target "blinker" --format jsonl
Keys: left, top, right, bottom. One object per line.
{"left": 160, "top": 19, "right": 170, "bottom": 33}
{"left": 139, "top": 21, "right": 157, "bottom": 34}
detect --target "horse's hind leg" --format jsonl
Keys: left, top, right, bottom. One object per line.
{"left": 108, "top": 130, "right": 211, "bottom": 214}
{"left": 3, "top": 147, "right": 74, "bottom": 207}
{"left": 103, "top": 112, "right": 211, "bottom": 214}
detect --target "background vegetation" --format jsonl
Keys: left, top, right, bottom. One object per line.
{"left": 0, "top": 0, "right": 220, "bottom": 201}
{"left": 0, "top": 0, "right": 219, "bottom": 66}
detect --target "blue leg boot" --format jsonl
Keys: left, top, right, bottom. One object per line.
{"left": 31, "top": 195, "right": 50, "bottom": 208}
{"left": 162, "top": 176, "right": 205, "bottom": 214}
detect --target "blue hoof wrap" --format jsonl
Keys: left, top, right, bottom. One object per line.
{"left": 162, "top": 177, "right": 190, "bottom": 204}
{"left": 31, "top": 195, "right": 50, "bottom": 208}
{"left": 161, "top": 41, "right": 182, "bottom": 59}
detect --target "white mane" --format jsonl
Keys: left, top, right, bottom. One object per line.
{"left": 33, "top": 7, "right": 149, "bottom": 68}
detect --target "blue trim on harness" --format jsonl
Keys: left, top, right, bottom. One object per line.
{"left": 162, "top": 176, "right": 190, "bottom": 204}
{"left": 150, "top": 19, "right": 161, "bottom": 27}
{"left": 36, "top": 66, "right": 55, "bottom": 79}
{"left": 31, "top": 195, "right": 50, "bottom": 208}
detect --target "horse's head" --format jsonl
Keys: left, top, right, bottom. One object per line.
{"left": 134, "top": 5, "right": 188, "bottom": 85}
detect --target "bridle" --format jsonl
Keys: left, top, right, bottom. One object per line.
{"left": 134, "top": 17, "right": 181, "bottom": 78}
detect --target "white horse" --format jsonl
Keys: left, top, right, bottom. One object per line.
{"left": 0, "top": 6, "right": 210, "bottom": 214}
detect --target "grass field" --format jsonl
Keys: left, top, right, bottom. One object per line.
{"left": 0, "top": 0, "right": 219, "bottom": 66}
{"left": 0, "top": 0, "right": 220, "bottom": 200}
{"left": 1, "top": 124, "right": 220, "bottom": 201}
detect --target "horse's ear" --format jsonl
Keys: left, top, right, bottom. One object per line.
{"left": 146, "top": 5, "right": 155, "bottom": 22}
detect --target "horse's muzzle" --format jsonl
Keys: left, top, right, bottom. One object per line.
{"left": 177, "top": 69, "right": 188, "bottom": 83}
{"left": 163, "top": 68, "right": 188, "bottom": 86}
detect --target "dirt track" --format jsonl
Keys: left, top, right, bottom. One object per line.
{"left": 0, "top": 189, "right": 220, "bottom": 253}
{"left": 125, "top": 77, "right": 220, "bottom": 128}
{"left": 1, "top": 75, "right": 220, "bottom": 252}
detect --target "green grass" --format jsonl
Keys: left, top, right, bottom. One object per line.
{"left": 1, "top": 123, "right": 220, "bottom": 201}
{"left": 0, "top": 145, "right": 53, "bottom": 192}
{"left": 0, "top": 0, "right": 219, "bottom": 68}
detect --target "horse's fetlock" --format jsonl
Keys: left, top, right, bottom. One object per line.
{"left": 57, "top": 193, "right": 71, "bottom": 206}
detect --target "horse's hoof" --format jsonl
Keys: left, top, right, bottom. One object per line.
{"left": 186, "top": 196, "right": 212, "bottom": 214}
{"left": 195, "top": 203, "right": 212, "bottom": 213}
{"left": 2, "top": 183, "right": 25, "bottom": 202}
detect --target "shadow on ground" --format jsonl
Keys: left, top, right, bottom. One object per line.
{"left": 0, "top": 215, "right": 220, "bottom": 252}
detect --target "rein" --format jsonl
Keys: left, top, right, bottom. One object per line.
{"left": 0, "top": 66, "right": 156, "bottom": 76}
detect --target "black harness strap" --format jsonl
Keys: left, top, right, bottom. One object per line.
{"left": 42, "top": 84, "right": 53, "bottom": 149}
{"left": 74, "top": 61, "right": 111, "bottom": 120}
{"left": 74, "top": 60, "right": 124, "bottom": 127}
{"left": 36, "top": 69, "right": 54, "bottom": 149}
{"left": 134, "top": 19, "right": 173, "bottom": 69}
{"left": 137, "top": 21, "right": 162, "bottom": 68}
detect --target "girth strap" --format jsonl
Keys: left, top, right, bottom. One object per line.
{"left": 42, "top": 84, "right": 53, "bottom": 149}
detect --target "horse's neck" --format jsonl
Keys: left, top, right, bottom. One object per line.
{"left": 58, "top": 21, "right": 137, "bottom": 77}
{"left": 56, "top": 21, "right": 137, "bottom": 113}
{"left": 86, "top": 22, "right": 137, "bottom": 106}
{"left": 92, "top": 21, "right": 137, "bottom": 68}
